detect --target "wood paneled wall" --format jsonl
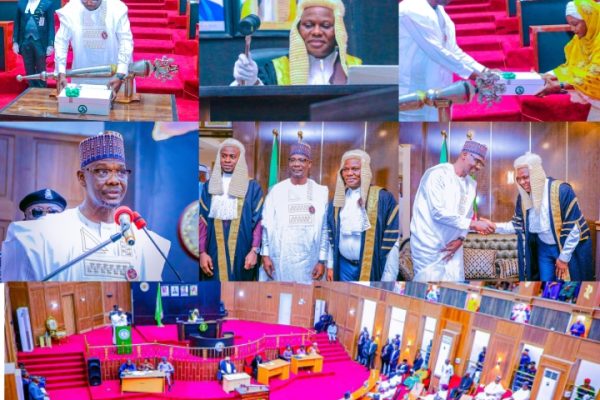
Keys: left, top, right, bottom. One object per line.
{"left": 217, "top": 122, "right": 399, "bottom": 200}
{"left": 0, "top": 129, "right": 87, "bottom": 242}
{"left": 7, "top": 282, "right": 131, "bottom": 342}
{"left": 224, "top": 282, "right": 314, "bottom": 328}
{"left": 400, "top": 122, "right": 600, "bottom": 272}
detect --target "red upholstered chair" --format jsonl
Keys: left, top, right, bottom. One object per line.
{"left": 501, "top": 389, "right": 512, "bottom": 399}
{"left": 422, "top": 369, "right": 432, "bottom": 389}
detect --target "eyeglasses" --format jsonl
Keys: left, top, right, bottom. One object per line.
{"left": 85, "top": 168, "right": 132, "bottom": 180}
{"left": 289, "top": 157, "right": 309, "bottom": 164}
{"left": 31, "top": 208, "right": 61, "bottom": 219}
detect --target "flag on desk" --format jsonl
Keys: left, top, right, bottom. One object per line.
{"left": 155, "top": 283, "right": 164, "bottom": 327}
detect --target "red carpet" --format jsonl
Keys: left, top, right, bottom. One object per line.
{"left": 0, "top": 0, "right": 198, "bottom": 120}
{"left": 444, "top": 0, "right": 590, "bottom": 121}
{"left": 18, "top": 323, "right": 368, "bottom": 400}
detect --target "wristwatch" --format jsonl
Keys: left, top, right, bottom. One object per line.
{"left": 252, "top": 247, "right": 260, "bottom": 254}
{"left": 116, "top": 73, "right": 127, "bottom": 81}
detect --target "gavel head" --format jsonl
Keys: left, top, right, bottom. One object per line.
{"left": 239, "top": 14, "right": 261, "bottom": 36}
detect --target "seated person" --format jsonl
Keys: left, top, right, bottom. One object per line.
{"left": 509, "top": 383, "right": 531, "bottom": 400}
{"left": 251, "top": 354, "right": 263, "bottom": 379}
{"left": 424, "top": 384, "right": 449, "bottom": 400}
{"left": 297, "top": 345, "right": 308, "bottom": 355}
{"left": 475, "top": 376, "right": 506, "bottom": 400}
{"left": 536, "top": 0, "right": 600, "bottom": 121}
{"left": 450, "top": 371, "right": 474, "bottom": 399}
{"left": 402, "top": 371, "right": 420, "bottom": 390}
{"left": 119, "top": 359, "right": 136, "bottom": 379}
{"left": 414, "top": 367, "right": 429, "bottom": 383}
{"left": 28, "top": 376, "right": 49, "bottom": 400}
{"left": 139, "top": 358, "right": 154, "bottom": 371}
{"left": 281, "top": 344, "right": 294, "bottom": 361}
{"left": 327, "top": 321, "right": 338, "bottom": 343}
{"left": 576, "top": 378, "right": 596, "bottom": 400}
{"left": 157, "top": 357, "right": 175, "bottom": 391}
{"left": 309, "top": 342, "right": 320, "bottom": 355}
{"left": 217, "top": 356, "right": 236, "bottom": 381}
{"left": 396, "top": 359, "right": 411, "bottom": 375}
{"left": 315, "top": 313, "right": 332, "bottom": 333}
{"left": 188, "top": 309, "right": 200, "bottom": 322}
{"left": 232, "top": 0, "right": 362, "bottom": 86}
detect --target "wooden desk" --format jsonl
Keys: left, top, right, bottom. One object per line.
{"left": 121, "top": 371, "right": 166, "bottom": 394}
{"left": 0, "top": 88, "right": 177, "bottom": 121}
{"left": 290, "top": 354, "right": 323, "bottom": 374}
{"left": 222, "top": 372, "right": 251, "bottom": 393}
{"left": 256, "top": 359, "right": 290, "bottom": 385}
{"left": 200, "top": 85, "right": 397, "bottom": 121}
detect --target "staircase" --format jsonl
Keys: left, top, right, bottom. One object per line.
{"left": 18, "top": 351, "right": 88, "bottom": 391}
{"left": 313, "top": 333, "right": 353, "bottom": 363}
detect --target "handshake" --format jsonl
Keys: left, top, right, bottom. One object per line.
{"left": 469, "top": 217, "right": 496, "bottom": 235}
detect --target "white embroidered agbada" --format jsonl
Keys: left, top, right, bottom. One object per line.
{"left": 1, "top": 207, "right": 170, "bottom": 282}
{"left": 475, "top": 381, "right": 506, "bottom": 400}
{"left": 410, "top": 163, "right": 476, "bottom": 281}
{"left": 260, "top": 178, "right": 329, "bottom": 283}
{"left": 399, "top": 0, "right": 485, "bottom": 121}
{"left": 54, "top": 0, "right": 133, "bottom": 85}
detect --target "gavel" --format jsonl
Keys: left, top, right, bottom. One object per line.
{"left": 238, "top": 14, "right": 261, "bottom": 86}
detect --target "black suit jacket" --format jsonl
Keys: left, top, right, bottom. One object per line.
{"left": 13, "top": 0, "right": 55, "bottom": 50}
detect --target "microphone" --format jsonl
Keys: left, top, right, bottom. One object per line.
{"left": 114, "top": 206, "right": 136, "bottom": 246}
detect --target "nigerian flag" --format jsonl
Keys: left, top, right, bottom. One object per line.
{"left": 439, "top": 133, "right": 449, "bottom": 163}
{"left": 155, "top": 284, "right": 164, "bottom": 327}
{"left": 268, "top": 132, "right": 279, "bottom": 189}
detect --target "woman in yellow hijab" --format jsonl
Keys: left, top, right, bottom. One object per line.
{"left": 536, "top": 0, "right": 600, "bottom": 120}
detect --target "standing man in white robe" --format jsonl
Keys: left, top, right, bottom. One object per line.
{"left": 1, "top": 131, "right": 170, "bottom": 282}
{"left": 439, "top": 358, "right": 454, "bottom": 387}
{"left": 260, "top": 141, "right": 329, "bottom": 283}
{"left": 399, "top": 0, "right": 488, "bottom": 121}
{"left": 111, "top": 307, "right": 127, "bottom": 344}
{"left": 410, "top": 140, "right": 494, "bottom": 281}
{"left": 54, "top": 0, "right": 133, "bottom": 96}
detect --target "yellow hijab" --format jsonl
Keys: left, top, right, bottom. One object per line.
{"left": 554, "top": 0, "right": 600, "bottom": 99}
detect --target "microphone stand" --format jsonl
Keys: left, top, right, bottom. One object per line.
{"left": 134, "top": 222, "right": 183, "bottom": 283}
{"left": 42, "top": 225, "right": 130, "bottom": 282}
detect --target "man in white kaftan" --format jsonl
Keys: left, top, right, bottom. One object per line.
{"left": 439, "top": 359, "right": 454, "bottom": 387}
{"left": 54, "top": 0, "right": 133, "bottom": 93}
{"left": 475, "top": 376, "right": 506, "bottom": 400}
{"left": 1, "top": 131, "right": 170, "bottom": 282}
{"left": 399, "top": 0, "right": 487, "bottom": 121}
{"left": 260, "top": 141, "right": 329, "bottom": 283}
{"left": 111, "top": 307, "right": 128, "bottom": 344}
{"left": 410, "top": 140, "right": 494, "bottom": 281}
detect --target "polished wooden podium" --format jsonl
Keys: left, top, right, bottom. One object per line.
{"left": 0, "top": 88, "right": 177, "bottom": 121}
{"left": 200, "top": 85, "right": 397, "bottom": 121}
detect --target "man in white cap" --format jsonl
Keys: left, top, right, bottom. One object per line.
{"left": 326, "top": 149, "right": 399, "bottom": 281}
{"left": 260, "top": 140, "right": 329, "bottom": 282}
{"left": 399, "top": 0, "right": 489, "bottom": 121}
{"left": 493, "top": 152, "right": 593, "bottom": 281}
{"left": 200, "top": 138, "right": 264, "bottom": 281}
{"left": 233, "top": 0, "right": 362, "bottom": 85}
{"left": 2, "top": 131, "right": 170, "bottom": 281}
{"left": 54, "top": 0, "right": 134, "bottom": 97}
{"left": 409, "top": 140, "right": 495, "bottom": 281}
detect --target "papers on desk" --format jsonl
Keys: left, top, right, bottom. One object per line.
{"left": 499, "top": 72, "right": 545, "bottom": 95}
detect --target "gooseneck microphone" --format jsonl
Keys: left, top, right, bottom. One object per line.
{"left": 114, "top": 206, "right": 136, "bottom": 246}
